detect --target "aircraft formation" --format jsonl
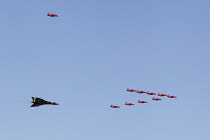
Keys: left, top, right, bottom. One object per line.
{"left": 32, "top": 13, "right": 177, "bottom": 109}
{"left": 110, "top": 88, "right": 177, "bottom": 108}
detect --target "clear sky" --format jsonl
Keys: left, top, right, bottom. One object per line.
{"left": 0, "top": 0, "right": 210, "bottom": 140}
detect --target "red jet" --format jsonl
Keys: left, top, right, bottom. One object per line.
{"left": 167, "top": 95, "right": 177, "bottom": 98}
{"left": 125, "top": 102, "right": 135, "bottom": 106}
{"left": 47, "top": 13, "right": 59, "bottom": 17}
{"left": 137, "top": 100, "right": 148, "bottom": 103}
{"left": 158, "top": 93, "right": 167, "bottom": 96}
{"left": 126, "top": 88, "right": 136, "bottom": 92}
{"left": 146, "top": 92, "right": 156, "bottom": 95}
{"left": 136, "top": 90, "right": 147, "bottom": 94}
{"left": 110, "top": 105, "right": 120, "bottom": 108}
{"left": 152, "top": 97, "right": 162, "bottom": 101}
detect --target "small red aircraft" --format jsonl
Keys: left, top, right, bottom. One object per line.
{"left": 136, "top": 90, "right": 147, "bottom": 94}
{"left": 110, "top": 105, "right": 120, "bottom": 108}
{"left": 146, "top": 92, "right": 156, "bottom": 95}
{"left": 126, "top": 88, "right": 136, "bottom": 92}
{"left": 125, "top": 102, "right": 135, "bottom": 106}
{"left": 157, "top": 93, "right": 167, "bottom": 96}
{"left": 137, "top": 100, "right": 148, "bottom": 103}
{"left": 167, "top": 95, "right": 177, "bottom": 98}
{"left": 47, "top": 13, "right": 59, "bottom": 17}
{"left": 152, "top": 97, "right": 162, "bottom": 101}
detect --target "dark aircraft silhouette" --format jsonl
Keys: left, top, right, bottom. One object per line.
{"left": 31, "top": 97, "right": 59, "bottom": 107}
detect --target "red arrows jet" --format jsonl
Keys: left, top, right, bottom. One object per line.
{"left": 136, "top": 90, "right": 147, "bottom": 94}
{"left": 137, "top": 100, "right": 148, "bottom": 103}
{"left": 146, "top": 92, "right": 156, "bottom": 95}
{"left": 47, "top": 13, "right": 59, "bottom": 17}
{"left": 125, "top": 102, "right": 135, "bottom": 106}
{"left": 110, "top": 105, "right": 120, "bottom": 108}
{"left": 167, "top": 95, "right": 177, "bottom": 98}
{"left": 158, "top": 93, "right": 167, "bottom": 96}
{"left": 126, "top": 88, "right": 136, "bottom": 92}
{"left": 152, "top": 97, "right": 162, "bottom": 101}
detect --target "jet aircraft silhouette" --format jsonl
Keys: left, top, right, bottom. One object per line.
{"left": 31, "top": 97, "right": 59, "bottom": 107}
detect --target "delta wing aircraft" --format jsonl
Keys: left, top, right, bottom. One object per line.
{"left": 31, "top": 97, "right": 59, "bottom": 107}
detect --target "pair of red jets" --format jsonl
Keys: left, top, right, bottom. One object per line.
{"left": 110, "top": 88, "right": 177, "bottom": 108}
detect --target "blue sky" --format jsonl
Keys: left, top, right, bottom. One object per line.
{"left": 0, "top": 0, "right": 210, "bottom": 140}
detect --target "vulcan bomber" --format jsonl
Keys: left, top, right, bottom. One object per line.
{"left": 31, "top": 97, "right": 59, "bottom": 107}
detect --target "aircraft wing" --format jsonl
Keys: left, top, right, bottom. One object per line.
{"left": 35, "top": 98, "right": 46, "bottom": 102}
{"left": 31, "top": 103, "right": 42, "bottom": 107}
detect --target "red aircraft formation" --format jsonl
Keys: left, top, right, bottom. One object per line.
{"left": 47, "top": 13, "right": 59, "bottom": 17}
{"left": 44, "top": 13, "right": 176, "bottom": 109}
{"left": 110, "top": 88, "right": 177, "bottom": 108}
